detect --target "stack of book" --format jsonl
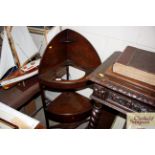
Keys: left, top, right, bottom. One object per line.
{"left": 112, "top": 46, "right": 155, "bottom": 86}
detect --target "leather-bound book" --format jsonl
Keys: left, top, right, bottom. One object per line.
{"left": 113, "top": 46, "right": 155, "bottom": 86}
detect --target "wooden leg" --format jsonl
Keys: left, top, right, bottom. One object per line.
{"left": 45, "top": 118, "right": 50, "bottom": 129}
{"left": 66, "top": 65, "right": 69, "bottom": 80}
{"left": 88, "top": 102, "right": 103, "bottom": 129}
{"left": 40, "top": 85, "right": 50, "bottom": 129}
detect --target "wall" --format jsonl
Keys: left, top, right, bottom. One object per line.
{"left": 31, "top": 33, "right": 46, "bottom": 56}
{"left": 31, "top": 26, "right": 61, "bottom": 56}
{"left": 62, "top": 26, "right": 155, "bottom": 62}
{"left": 32, "top": 26, "right": 155, "bottom": 61}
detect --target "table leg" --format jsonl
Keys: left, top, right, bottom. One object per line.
{"left": 88, "top": 102, "right": 103, "bottom": 129}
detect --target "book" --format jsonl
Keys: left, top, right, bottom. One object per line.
{"left": 113, "top": 46, "right": 155, "bottom": 86}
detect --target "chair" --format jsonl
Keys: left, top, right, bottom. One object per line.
{"left": 39, "top": 29, "right": 101, "bottom": 128}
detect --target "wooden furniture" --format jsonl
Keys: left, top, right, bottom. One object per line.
{"left": 0, "top": 77, "right": 45, "bottom": 129}
{"left": 39, "top": 29, "right": 101, "bottom": 129}
{"left": 87, "top": 52, "right": 155, "bottom": 129}
{"left": 0, "top": 76, "right": 40, "bottom": 110}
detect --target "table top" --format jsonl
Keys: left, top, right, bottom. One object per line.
{"left": 0, "top": 76, "right": 40, "bottom": 109}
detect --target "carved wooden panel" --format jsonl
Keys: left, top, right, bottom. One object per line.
{"left": 102, "top": 80, "right": 155, "bottom": 106}
{"left": 93, "top": 84, "right": 155, "bottom": 113}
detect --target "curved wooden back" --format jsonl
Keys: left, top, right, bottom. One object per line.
{"left": 39, "top": 29, "right": 101, "bottom": 89}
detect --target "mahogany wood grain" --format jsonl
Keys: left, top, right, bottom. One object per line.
{"left": 39, "top": 29, "right": 101, "bottom": 90}
{"left": 39, "top": 29, "right": 101, "bottom": 128}
{"left": 46, "top": 92, "right": 92, "bottom": 123}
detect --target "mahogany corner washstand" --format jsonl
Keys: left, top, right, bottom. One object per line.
{"left": 87, "top": 52, "right": 155, "bottom": 128}
{"left": 39, "top": 29, "right": 101, "bottom": 128}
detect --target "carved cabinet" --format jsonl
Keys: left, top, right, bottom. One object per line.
{"left": 87, "top": 52, "right": 155, "bottom": 128}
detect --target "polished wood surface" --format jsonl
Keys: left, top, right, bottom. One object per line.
{"left": 39, "top": 29, "right": 101, "bottom": 128}
{"left": 88, "top": 52, "right": 155, "bottom": 113}
{"left": 0, "top": 76, "right": 40, "bottom": 109}
{"left": 46, "top": 92, "right": 92, "bottom": 123}
{"left": 39, "top": 29, "right": 101, "bottom": 90}
{"left": 88, "top": 51, "right": 155, "bottom": 128}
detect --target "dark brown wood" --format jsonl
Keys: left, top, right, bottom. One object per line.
{"left": 88, "top": 102, "right": 103, "bottom": 128}
{"left": 40, "top": 85, "right": 50, "bottom": 128}
{"left": 105, "top": 67, "right": 155, "bottom": 106}
{"left": 88, "top": 96, "right": 117, "bottom": 129}
{"left": 46, "top": 92, "right": 92, "bottom": 123}
{"left": 0, "top": 76, "right": 40, "bottom": 109}
{"left": 95, "top": 105, "right": 118, "bottom": 129}
{"left": 39, "top": 29, "right": 101, "bottom": 90}
{"left": 0, "top": 76, "right": 45, "bottom": 129}
{"left": 39, "top": 29, "right": 101, "bottom": 128}
{"left": 88, "top": 51, "right": 155, "bottom": 128}
{"left": 22, "top": 100, "right": 37, "bottom": 116}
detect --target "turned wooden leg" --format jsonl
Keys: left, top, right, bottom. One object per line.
{"left": 88, "top": 102, "right": 103, "bottom": 129}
